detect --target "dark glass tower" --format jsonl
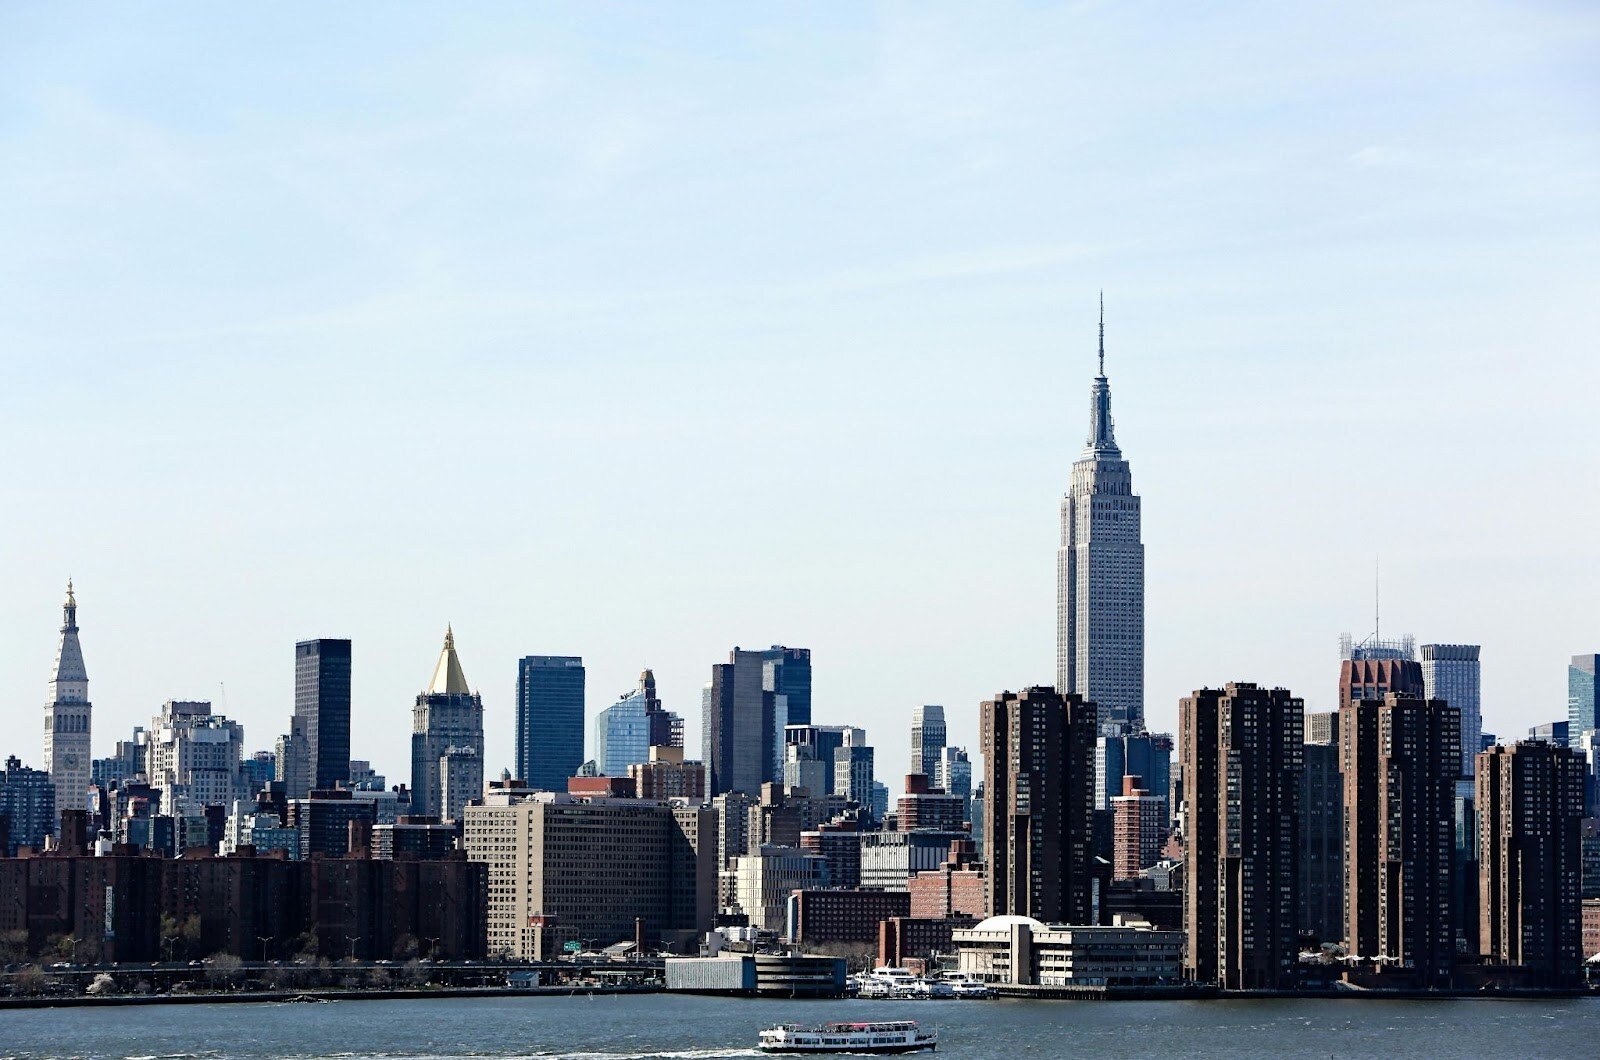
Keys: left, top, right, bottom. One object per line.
{"left": 516, "top": 656, "right": 585, "bottom": 791}
{"left": 702, "top": 645, "right": 812, "bottom": 796}
{"left": 294, "top": 639, "right": 351, "bottom": 793}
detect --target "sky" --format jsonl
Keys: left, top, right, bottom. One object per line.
{"left": 2, "top": 2, "right": 1597, "bottom": 787}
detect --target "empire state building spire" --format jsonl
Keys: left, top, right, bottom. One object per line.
{"left": 1057, "top": 298, "right": 1146, "bottom": 732}
{"left": 1086, "top": 292, "right": 1119, "bottom": 456}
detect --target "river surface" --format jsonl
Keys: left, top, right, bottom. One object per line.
{"left": 2, "top": 993, "right": 1598, "bottom": 1059}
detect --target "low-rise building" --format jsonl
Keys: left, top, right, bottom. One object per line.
{"left": 954, "top": 914, "right": 1183, "bottom": 987}
{"left": 908, "top": 839, "right": 984, "bottom": 919}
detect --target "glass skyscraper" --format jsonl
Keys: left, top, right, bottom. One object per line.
{"left": 516, "top": 655, "right": 585, "bottom": 791}
{"left": 1420, "top": 643, "right": 1482, "bottom": 777}
{"left": 1569, "top": 654, "right": 1599, "bottom": 749}
{"left": 293, "top": 638, "right": 351, "bottom": 793}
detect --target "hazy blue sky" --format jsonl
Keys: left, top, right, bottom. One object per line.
{"left": 2, "top": 2, "right": 1596, "bottom": 785}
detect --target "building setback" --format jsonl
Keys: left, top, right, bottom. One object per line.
{"left": 1181, "top": 682, "right": 1302, "bottom": 990}
{"left": 42, "top": 582, "right": 92, "bottom": 824}
{"left": 515, "top": 656, "right": 585, "bottom": 792}
{"left": 411, "top": 628, "right": 485, "bottom": 820}
{"left": 1057, "top": 301, "right": 1145, "bottom": 732}
{"left": 980, "top": 687, "right": 1096, "bottom": 924}
{"left": 1341, "top": 693, "right": 1459, "bottom": 986}
{"left": 1477, "top": 742, "right": 1587, "bottom": 986}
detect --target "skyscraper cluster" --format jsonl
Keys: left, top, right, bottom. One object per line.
{"left": 3, "top": 302, "right": 1597, "bottom": 991}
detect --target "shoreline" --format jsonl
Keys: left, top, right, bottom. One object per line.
{"left": 2, "top": 984, "right": 1591, "bottom": 1010}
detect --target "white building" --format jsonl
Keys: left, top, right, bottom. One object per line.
{"left": 954, "top": 914, "right": 1182, "bottom": 987}
{"left": 1057, "top": 299, "right": 1145, "bottom": 732}
{"left": 146, "top": 700, "right": 245, "bottom": 816}
{"left": 730, "top": 845, "right": 828, "bottom": 933}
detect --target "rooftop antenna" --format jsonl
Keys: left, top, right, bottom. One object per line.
{"left": 1097, "top": 290, "right": 1106, "bottom": 377}
{"left": 1374, "top": 555, "right": 1381, "bottom": 642}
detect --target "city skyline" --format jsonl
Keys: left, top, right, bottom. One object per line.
{"left": 3, "top": 3, "right": 1597, "bottom": 786}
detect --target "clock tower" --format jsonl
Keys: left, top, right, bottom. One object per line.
{"left": 43, "top": 580, "right": 92, "bottom": 828}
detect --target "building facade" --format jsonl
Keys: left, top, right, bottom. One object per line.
{"left": 515, "top": 655, "right": 586, "bottom": 792}
{"left": 1111, "top": 775, "right": 1165, "bottom": 881}
{"left": 1477, "top": 742, "right": 1586, "bottom": 986}
{"left": 145, "top": 700, "right": 246, "bottom": 817}
{"left": 1181, "top": 682, "right": 1303, "bottom": 990}
{"left": 629, "top": 745, "right": 707, "bottom": 801}
{"left": 1342, "top": 693, "right": 1459, "bottom": 985}
{"left": 980, "top": 687, "right": 1096, "bottom": 924}
{"left": 42, "top": 582, "right": 92, "bottom": 824}
{"left": 463, "top": 790, "right": 710, "bottom": 958}
{"left": 1056, "top": 303, "right": 1145, "bottom": 732}
{"left": 1298, "top": 741, "right": 1343, "bottom": 944}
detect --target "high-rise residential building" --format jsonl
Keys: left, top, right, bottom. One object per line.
{"left": 290, "top": 639, "right": 352, "bottom": 795}
{"left": 1342, "top": 693, "right": 1459, "bottom": 985}
{"left": 1298, "top": 740, "right": 1343, "bottom": 944}
{"left": 980, "top": 687, "right": 1096, "bottom": 924}
{"left": 833, "top": 728, "right": 874, "bottom": 813}
{"left": 1181, "top": 683, "right": 1303, "bottom": 989}
{"left": 0, "top": 757, "right": 56, "bottom": 855}
{"left": 1057, "top": 301, "right": 1145, "bottom": 732}
{"left": 1094, "top": 731, "right": 1172, "bottom": 815}
{"left": 42, "top": 582, "right": 92, "bottom": 823}
{"left": 515, "top": 655, "right": 585, "bottom": 792}
{"left": 910, "top": 705, "right": 946, "bottom": 779}
{"left": 594, "top": 670, "right": 682, "bottom": 777}
{"left": 410, "top": 627, "right": 485, "bottom": 820}
{"left": 1569, "top": 654, "right": 1599, "bottom": 748}
{"left": 285, "top": 788, "right": 376, "bottom": 859}
{"left": 1111, "top": 775, "right": 1165, "bottom": 881}
{"left": 1478, "top": 742, "right": 1587, "bottom": 986}
{"left": 702, "top": 646, "right": 810, "bottom": 796}
{"left": 1420, "top": 644, "right": 1482, "bottom": 778}
{"left": 145, "top": 700, "right": 245, "bottom": 817}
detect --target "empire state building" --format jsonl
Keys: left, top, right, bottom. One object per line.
{"left": 1057, "top": 299, "right": 1145, "bottom": 732}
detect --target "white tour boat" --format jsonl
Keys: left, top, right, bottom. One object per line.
{"left": 758, "top": 1021, "right": 938, "bottom": 1054}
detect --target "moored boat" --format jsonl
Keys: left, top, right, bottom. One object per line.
{"left": 758, "top": 1021, "right": 937, "bottom": 1053}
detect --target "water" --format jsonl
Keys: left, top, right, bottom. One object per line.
{"left": 2, "top": 994, "right": 1597, "bottom": 1059}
